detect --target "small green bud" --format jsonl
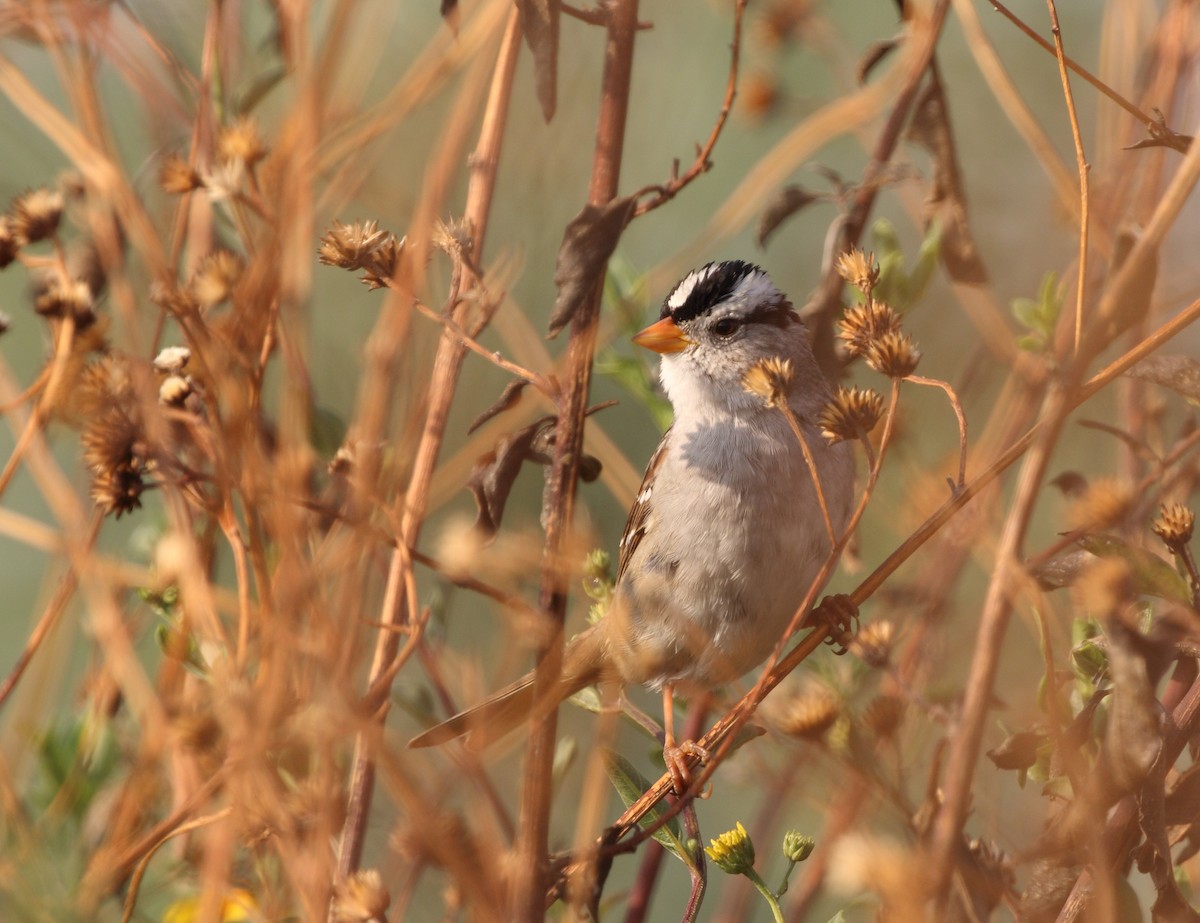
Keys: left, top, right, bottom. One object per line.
{"left": 782, "top": 831, "right": 815, "bottom": 863}
{"left": 706, "top": 821, "right": 756, "bottom": 875}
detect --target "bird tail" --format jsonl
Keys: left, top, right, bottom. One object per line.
{"left": 408, "top": 626, "right": 606, "bottom": 750}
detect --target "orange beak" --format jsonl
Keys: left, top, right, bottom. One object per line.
{"left": 632, "top": 316, "right": 690, "bottom": 354}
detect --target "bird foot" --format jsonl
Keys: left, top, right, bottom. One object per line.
{"left": 815, "top": 593, "right": 859, "bottom": 655}
{"left": 664, "top": 740, "right": 712, "bottom": 797}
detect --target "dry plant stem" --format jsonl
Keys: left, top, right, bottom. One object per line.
{"left": 989, "top": 0, "right": 1156, "bottom": 126}
{"left": 0, "top": 514, "right": 101, "bottom": 710}
{"left": 631, "top": 0, "right": 746, "bottom": 217}
{"left": 513, "top": 3, "right": 638, "bottom": 918}
{"left": 603, "top": 294, "right": 1200, "bottom": 843}
{"left": 119, "top": 808, "right": 233, "bottom": 923}
{"left": 927, "top": 379, "right": 1072, "bottom": 908}
{"left": 779, "top": 405, "right": 836, "bottom": 545}
{"left": 1044, "top": 0, "right": 1091, "bottom": 354}
{"left": 335, "top": 9, "right": 521, "bottom": 880}
{"left": 906, "top": 374, "right": 968, "bottom": 488}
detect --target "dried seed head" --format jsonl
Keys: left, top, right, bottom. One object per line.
{"left": 706, "top": 822, "right": 756, "bottom": 875}
{"left": 1068, "top": 477, "right": 1133, "bottom": 531}
{"left": 835, "top": 249, "right": 879, "bottom": 294}
{"left": 159, "top": 374, "right": 193, "bottom": 407}
{"left": 0, "top": 216, "right": 19, "bottom": 268}
{"left": 849, "top": 618, "right": 894, "bottom": 667}
{"left": 772, "top": 686, "right": 841, "bottom": 740}
{"left": 864, "top": 330, "right": 921, "bottom": 378}
{"left": 318, "top": 219, "right": 391, "bottom": 271}
{"left": 191, "top": 249, "right": 244, "bottom": 307}
{"left": 10, "top": 187, "right": 64, "bottom": 244}
{"left": 153, "top": 346, "right": 191, "bottom": 374}
{"left": 158, "top": 153, "right": 204, "bottom": 194}
{"left": 740, "top": 72, "right": 778, "bottom": 120}
{"left": 861, "top": 694, "right": 905, "bottom": 739}
{"left": 1153, "top": 502, "right": 1195, "bottom": 549}
{"left": 150, "top": 281, "right": 200, "bottom": 317}
{"left": 837, "top": 300, "right": 901, "bottom": 358}
{"left": 34, "top": 276, "right": 95, "bottom": 325}
{"left": 819, "top": 385, "right": 884, "bottom": 444}
{"left": 360, "top": 233, "right": 406, "bottom": 290}
{"left": 742, "top": 356, "right": 794, "bottom": 408}
{"left": 332, "top": 869, "right": 391, "bottom": 923}
{"left": 432, "top": 217, "right": 473, "bottom": 261}
{"left": 216, "top": 116, "right": 267, "bottom": 167}
{"left": 82, "top": 409, "right": 151, "bottom": 517}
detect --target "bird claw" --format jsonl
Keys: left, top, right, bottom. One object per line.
{"left": 816, "top": 593, "right": 859, "bottom": 655}
{"left": 664, "top": 740, "right": 712, "bottom": 797}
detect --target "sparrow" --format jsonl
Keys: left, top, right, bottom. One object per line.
{"left": 410, "top": 260, "right": 855, "bottom": 750}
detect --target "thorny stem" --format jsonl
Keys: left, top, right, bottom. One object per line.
{"left": 512, "top": 2, "right": 639, "bottom": 919}
{"left": 335, "top": 7, "right": 522, "bottom": 882}
{"left": 1043, "top": 0, "right": 1090, "bottom": 355}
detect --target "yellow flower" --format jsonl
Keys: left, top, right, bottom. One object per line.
{"left": 162, "top": 888, "right": 259, "bottom": 923}
{"left": 706, "top": 821, "right": 756, "bottom": 874}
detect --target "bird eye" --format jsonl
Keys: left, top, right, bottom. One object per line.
{"left": 712, "top": 318, "right": 739, "bottom": 337}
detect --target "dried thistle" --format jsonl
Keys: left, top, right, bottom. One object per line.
{"left": 360, "top": 233, "right": 406, "bottom": 290}
{"left": 0, "top": 216, "right": 19, "bottom": 268}
{"left": 849, "top": 618, "right": 894, "bottom": 667}
{"left": 837, "top": 300, "right": 901, "bottom": 358}
{"left": 742, "top": 356, "right": 794, "bottom": 408}
{"left": 861, "top": 694, "right": 905, "bottom": 739}
{"left": 34, "top": 276, "right": 95, "bottom": 325}
{"left": 835, "top": 248, "right": 879, "bottom": 294}
{"left": 819, "top": 385, "right": 884, "bottom": 444}
{"left": 158, "top": 153, "right": 204, "bottom": 194}
{"left": 150, "top": 281, "right": 200, "bottom": 317}
{"left": 332, "top": 869, "right": 391, "bottom": 923}
{"left": 318, "top": 219, "right": 391, "bottom": 271}
{"left": 191, "top": 249, "right": 244, "bottom": 307}
{"left": 1153, "top": 502, "right": 1195, "bottom": 549}
{"left": 1068, "top": 477, "right": 1133, "bottom": 531}
{"left": 432, "top": 217, "right": 472, "bottom": 262}
{"left": 771, "top": 686, "right": 841, "bottom": 740}
{"left": 153, "top": 346, "right": 191, "bottom": 374}
{"left": 216, "top": 116, "right": 267, "bottom": 167}
{"left": 864, "top": 330, "right": 921, "bottom": 379}
{"left": 10, "top": 187, "right": 64, "bottom": 244}
{"left": 158, "top": 375, "right": 193, "bottom": 407}
{"left": 82, "top": 409, "right": 152, "bottom": 517}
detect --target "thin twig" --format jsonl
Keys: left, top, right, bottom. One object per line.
{"left": 1044, "top": 0, "right": 1091, "bottom": 355}
{"left": 906, "top": 374, "right": 968, "bottom": 488}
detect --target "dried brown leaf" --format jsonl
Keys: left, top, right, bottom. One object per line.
{"left": 857, "top": 36, "right": 901, "bottom": 84}
{"left": 1126, "top": 354, "right": 1200, "bottom": 404}
{"left": 516, "top": 0, "right": 558, "bottom": 121}
{"left": 755, "top": 185, "right": 821, "bottom": 248}
{"left": 467, "top": 417, "right": 550, "bottom": 539}
{"left": 548, "top": 196, "right": 635, "bottom": 338}
{"left": 468, "top": 379, "right": 528, "bottom": 435}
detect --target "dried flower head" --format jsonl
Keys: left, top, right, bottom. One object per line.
{"left": 432, "top": 217, "right": 473, "bottom": 261}
{"left": 0, "top": 216, "right": 19, "bottom": 268}
{"left": 10, "top": 187, "right": 64, "bottom": 243}
{"left": 1068, "top": 477, "right": 1133, "bottom": 531}
{"left": 772, "top": 686, "right": 841, "bottom": 740}
{"left": 1153, "top": 502, "right": 1195, "bottom": 548}
{"left": 819, "top": 385, "right": 883, "bottom": 444}
{"left": 837, "top": 300, "right": 901, "bottom": 358}
{"left": 742, "top": 356, "right": 794, "bottom": 408}
{"left": 34, "top": 276, "right": 95, "bottom": 325}
{"left": 332, "top": 869, "right": 391, "bottom": 923}
{"left": 216, "top": 116, "right": 267, "bottom": 167}
{"left": 159, "top": 374, "right": 193, "bottom": 407}
{"left": 849, "top": 618, "right": 894, "bottom": 667}
{"left": 191, "top": 249, "right": 244, "bottom": 307}
{"left": 706, "top": 822, "right": 756, "bottom": 875}
{"left": 360, "top": 233, "right": 406, "bottom": 291}
{"left": 861, "top": 694, "right": 905, "bottom": 739}
{"left": 318, "top": 219, "right": 391, "bottom": 271}
{"left": 150, "top": 281, "right": 200, "bottom": 317}
{"left": 158, "top": 153, "right": 204, "bottom": 194}
{"left": 153, "top": 346, "right": 192, "bottom": 374}
{"left": 864, "top": 330, "right": 921, "bottom": 378}
{"left": 82, "top": 409, "right": 152, "bottom": 517}
{"left": 836, "top": 249, "right": 879, "bottom": 294}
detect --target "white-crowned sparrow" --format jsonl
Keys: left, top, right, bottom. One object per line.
{"left": 411, "top": 260, "right": 855, "bottom": 749}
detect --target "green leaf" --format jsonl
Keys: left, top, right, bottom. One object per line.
{"left": 602, "top": 750, "right": 692, "bottom": 865}
{"left": 1075, "top": 533, "right": 1192, "bottom": 603}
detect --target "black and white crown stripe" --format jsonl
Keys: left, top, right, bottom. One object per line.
{"left": 661, "top": 260, "right": 783, "bottom": 324}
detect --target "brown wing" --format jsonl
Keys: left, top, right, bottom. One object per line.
{"left": 616, "top": 428, "right": 670, "bottom": 581}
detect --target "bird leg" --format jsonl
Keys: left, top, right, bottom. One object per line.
{"left": 814, "top": 593, "right": 859, "bottom": 655}
{"left": 661, "top": 685, "right": 711, "bottom": 796}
